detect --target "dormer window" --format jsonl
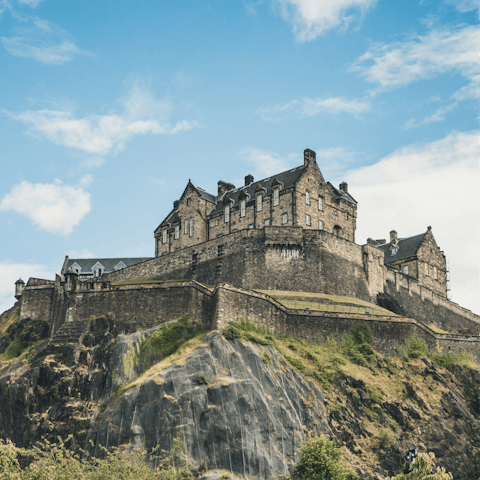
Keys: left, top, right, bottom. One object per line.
{"left": 390, "top": 244, "right": 399, "bottom": 256}
{"left": 225, "top": 205, "right": 230, "bottom": 222}
{"left": 256, "top": 194, "right": 262, "bottom": 212}
{"left": 273, "top": 188, "right": 279, "bottom": 206}
{"left": 240, "top": 199, "right": 246, "bottom": 217}
{"left": 162, "top": 229, "right": 167, "bottom": 243}
{"left": 306, "top": 191, "right": 310, "bottom": 205}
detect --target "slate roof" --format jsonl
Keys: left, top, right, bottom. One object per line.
{"left": 64, "top": 257, "right": 152, "bottom": 275}
{"left": 196, "top": 187, "right": 216, "bottom": 204}
{"left": 376, "top": 233, "right": 426, "bottom": 264}
{"left": 209, "top": 165, "right": 308, "bottom": 214}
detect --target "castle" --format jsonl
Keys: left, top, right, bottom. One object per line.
{"left": 11, "top": 148, "right": 480, "bottom": 361}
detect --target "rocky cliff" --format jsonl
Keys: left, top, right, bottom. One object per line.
{"left": 0, "top": 306, "right": 479, "bottom": 479}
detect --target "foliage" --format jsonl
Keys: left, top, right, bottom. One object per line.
{"left": 284, "top": 434, "right": 357, "bottom": 480}
{"left": 4, "top": 337, "right": 29, "bottom": 360}
{"left": 0, "top": 430, "right": 193, "bottom": 480}
{"left": 385, "top": 452, "right": 453, "bottom": 480}
{"left": 396, "top": 334, "right": 475, "bottom": 367}
{"left": 366, "top": 384, "right": 385, "bottom": 404}
{"left": 458, "top": 446, "right": 480, "bottom": 480}
{"left": 222, "top": 317, "right": 274, "bottom": 346}
{"left": 341, "top": 324, "right": 377, "bottom": 366}
{"left": 377, "top": 428, "right": 395, "bottom": 448}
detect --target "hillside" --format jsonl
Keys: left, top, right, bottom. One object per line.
{"left": 0, "top": 302, "right": 479, "bottom": 479}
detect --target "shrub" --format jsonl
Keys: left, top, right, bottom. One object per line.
{"left": 286, "top": 434, "right": 357, "bottom": 480}
{"left": 342, "top": 324, "right": 377, "bottom": 367}
{"left": 350, "top": 323, "right": 373, "bottom": 345}
{"left": 4, "top": 338, "right": 28, "bottom": 360}
{"left": 396, "top": 334, "right": 429, "bottom": 360}
{"left": 284, "top": 355, "right": 306, "bottom": 372}
{"left": 377, "top": 428, "right": 395, "bottom": 448}
{"left": 366, "top": 384, "right": 384, "bottom": 404}
{"left": 386, "top": 452, "right": 453, "bottom": 479}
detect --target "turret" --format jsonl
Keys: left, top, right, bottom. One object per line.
{"left": 14, "top": 278, "right": 25, "bottom": 300}
{"left": 64, "top": 268, "right": 78, "bottom": 292}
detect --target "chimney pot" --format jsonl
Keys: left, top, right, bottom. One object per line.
{"left": 245, "top": 174, "right": 254, "bottom": 186}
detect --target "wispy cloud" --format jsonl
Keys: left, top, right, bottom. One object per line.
{"left": 342, "top": 130, "right": 479, "bottom": 313}
{"left": 271, "top": 0, "right": 378, "bottom": 41}
{"left": 1, "top": 18, "right": 92, "bottom": 64}
{"left": 239, "top": 148, "right": 298, "bottom": 179}
{"left": 256, "top": 96, "right": 370, "bottom": 121}
{"left": 0, "top": 179, "right": 91, "bottom": 235}
{"left": 443, "top": 0, "right": 479, "bottom": 12}
{"left": 352, "top": 24, "right": 480, "bottom": 100}
{"left": 9, "top": 82, "right": 198, "bottom": 155}
{"left": 404, "top": 102, "right": 458, "bottom": 129}
{"left": 18, "top": 0, "right": 45, "bottom": 7}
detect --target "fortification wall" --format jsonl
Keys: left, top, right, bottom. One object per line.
{"left": 385, "top": 269, "right": 480, "bottom": 335}
{"left": 100, "top": 227, "right": 378, "bottom": 301}
{"left": 19, "top": 285, "right": 54, "bottom": 323}
{"left": 67, "top": 282, "right": 214, "bottom": 334}
{"left": 214, "top": 284, "right": 480, "bottom": 362}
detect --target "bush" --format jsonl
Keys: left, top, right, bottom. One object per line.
{"left": 342, "top": 324, "right": 377, "bottom": 366}
{"left": 377, "top": 428, "right": 395, "bottom": 448}
{"left": 366, "top": 384, "right": 384, "bottom": 404}
{"left": 386, "top": 452, "right": 453, "bottom": 479}
{"left": 396, "top": 334, "right": 429, "bottom": 360}
{"left": 222, "top": 318, "right": 274, "bottom": 346}
{"left": 286, "top": 435, "right": 357, "bottom": 480}
{"left": 4, "top": 338, "right": 28, "bottom": 360}
{"left": 350, "top": 323, "right": 373, "bottom": 345}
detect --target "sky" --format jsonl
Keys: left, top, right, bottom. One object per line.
{"left": 0, "top": 0, "right": 479, "bottom": 315}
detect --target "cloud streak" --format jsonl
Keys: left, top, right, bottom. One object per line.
{"left": 352, "top": 24, "right": 480, "bottom": 99}
{"left": 1, "top": 18, "right": 92, "bottom": 64}
{"left": 0, "top": 179, "right": 91, "bottom": 235}
{"left": 272, "top": 0, "right": 378, "bottom": 41}
{"left": 257, "top": 96, "right": 370, "bottom": 121}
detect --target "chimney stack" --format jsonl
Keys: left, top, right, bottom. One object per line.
{"left": 173, "top": 200, "right": 180, "bottom": 210}
{"left": 218, "top": 181, "right": 235, "bottom": 197}
{"left": 339, "top": 182, "right": 348, "bottom": 193}
{"left": 390, "top": 230, "right": 398, "bottom": 244}
{"left": 245, "top": 174, "right": 254, "bottom": 186}
{"left": 304, "top": 148, "right": 317, "bottom": 167}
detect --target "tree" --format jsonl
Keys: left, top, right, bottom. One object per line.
{"left": 386, "top": 452, "right": 453, "bottom": 480}
{"left": 286, "top": 435, "right": 357, "bottom": 480}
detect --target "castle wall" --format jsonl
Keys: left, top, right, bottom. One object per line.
{"left": 19, "top": 283, "right": 54, "bottom": 323}
{"left": 67, "top": 282, "right": 214, "bottom": 334}
{"left": 385, "top": 269, "right": 480, "bottom": 335}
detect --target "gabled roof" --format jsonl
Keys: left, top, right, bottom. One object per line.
{"left": 63, "top": 257, "right": 152, "bottom": 275}
{"left": 327, "top": 182, "right": 357, "bottom": 205}
{"left": 209, "top": 165, "right": 307, "bottom": 214}
{"left": 376, "top": 233, "right": 426, "bottom": 264}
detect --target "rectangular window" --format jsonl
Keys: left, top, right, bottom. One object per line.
{"left": 248, "top": 224, "right": 254, "bottom": 229}
{"left": 425, "top": 263, "right": 429, "bottom": 276}
{"left": 189, "top": 218, "right": 194, "bottom": 237}
{"left": 225, "top": 205, "right": 230, "bottom": 222}
{"left": 306, "top": 214, "right": 311, "bottom": 226}
{"left": 215, "top": 219, "right": 219, "bottom": 226}
{"left": 306, "top": 191, "right": 310, "bottom": 205}
{"left": 319, "top": 220, "right": 323, "bottom": 230}
{"left": 256, "top": 194, "right": 262, "bottom": 212}
{"left": 265, "top": 219, "right": 270, "bottom": 226}
{"left": 345, "top": 231, "right": 349, "bottom": 240}
{"left": 240, "top": 199, "right": 246, "bottom": 217}
{"left": 345, "top": 212, "right": 348, "bottom": 220}
{"left": 404, "top": 265, "right": 409, "bottom": 275}
{"left": 184, "top": 219, "right": 188, "bottom": 234}
{"left": 186, "top": 198, "right": 191, "bottom": 206}
{"left": 434, "top": 267, "right": 438, "bottom": 280}
{"left": 274, "top": 188, "right": 279, "bottom": 206}
{"left": 175, "top": 225, "right": 179, "bottom": 239}
{"left": 319, "top": 196, "right": 323, "bottom": 211}
{"left": 282, "top": 213, "right": 288, "bottom": 224}
{"left": 162, "top": 229, "right": 167, "bottom": 243}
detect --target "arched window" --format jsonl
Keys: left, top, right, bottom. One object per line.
{"left": 333, "top": 225, "right": 342, "bottom": 237}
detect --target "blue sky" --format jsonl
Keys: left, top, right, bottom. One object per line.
{"left": 0, "top": 0, "right": 479, "bottom": 314}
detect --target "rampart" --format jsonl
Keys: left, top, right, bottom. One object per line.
{"left": 384, "top": 268, "right": 480, "bottom": 335}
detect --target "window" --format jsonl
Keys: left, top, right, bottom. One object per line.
{"left": 175, "top": 225, "right": 179, "bottom": 239}
{"left": 345, "top": 212, "right": 348, "bottom": 220}
{"left": 425, "top": 263, "right": 429, "bottom": 276}
{"left": 319, "top": 196, "right": 323, "bottom": 211}
{"left": 215, "top": 219, "right": 219, "bottom": 226}
{"left": 274, "top": 188, "right": 279, "bottom": 206}
{"left": 319, "top": 220, "right": 323, "bottom": 230}
{"left": 162, "top": 229, "right": 167, "bottom": 243}
{"left": 225, "top": 205, "right": 230, "bottom": 222}
{"left": 333, "top": 210, "right": 337, "bottom": 216}
{"left": 265, "top": 219, "right": 270, "bottom": 226}
{"left": 345, "top": 231, "right": 349, "bottom": 240}
{"left": 403, "top": 265, "right": 409, "bottom": 275}
{"left": 186, "top": 198, "right": 191, "bottom": 206}
{"left": 306, "top": 214, "right": 311, "bottom": 226}
{"left": 184, "top": 219, "right": 188, "bottom": 234}
{"left": 282, "top": 213, "right": 288, "bottom": 224}
{"left": 189, "top": 218, "right": 194, "bottom": 237}
{"left": 306, "top": 191, "right": 310, "bottom": 205}
{"left": 239, "top": 199, "right": 245, "bottom": 217}
{"left": 94, "top": 268, "right": 102, "bottom": 277}
{"left": 434, "top": 267, "right": 438, "bottom": 280}
{"left": 256, "top": 194, "right": 262, "bottom": 212}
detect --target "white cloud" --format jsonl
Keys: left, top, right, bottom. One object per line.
{"left": 240, "top": 148, "right": 297, "bottom": 178}
{"left": 443, "top": 0, "right": 480, "bottom": 12}
{"left": 0, "top": 261, "right": 54, "bottom": 315}
{"left": 67, "top": 248, "right": 94, "bottom": 258}
{"left": 315, "top": 146, "right": 359, "bottom": 177}
{"left": 256, "top": 96, "right": 369, "bottom": 121}
{"left": 340, "top": 130, "right": 480, "bottom": 314}
{"left": 352, "top": 24, "right": 480, "bottom": 100}
{"left": 272, "top": 0, "right": 377, "bottom": 41}
{"left": 404, "top": 102, "right": 458, "bottom": 129}
{"left": 1, "top": 18, "right": 92, "bottom": 64}
{"left": 0, "top": 179, "right": 91, "bottom": 235}
{"left": 10, "top": 83, "right": 198, "bottom": 155}
{"left": 18, "top": 0, "right": 44, "bottom": 7}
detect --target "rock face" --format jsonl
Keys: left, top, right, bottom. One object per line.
{"left": 1, "top": 312, "right": 480, "bottom": 479}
